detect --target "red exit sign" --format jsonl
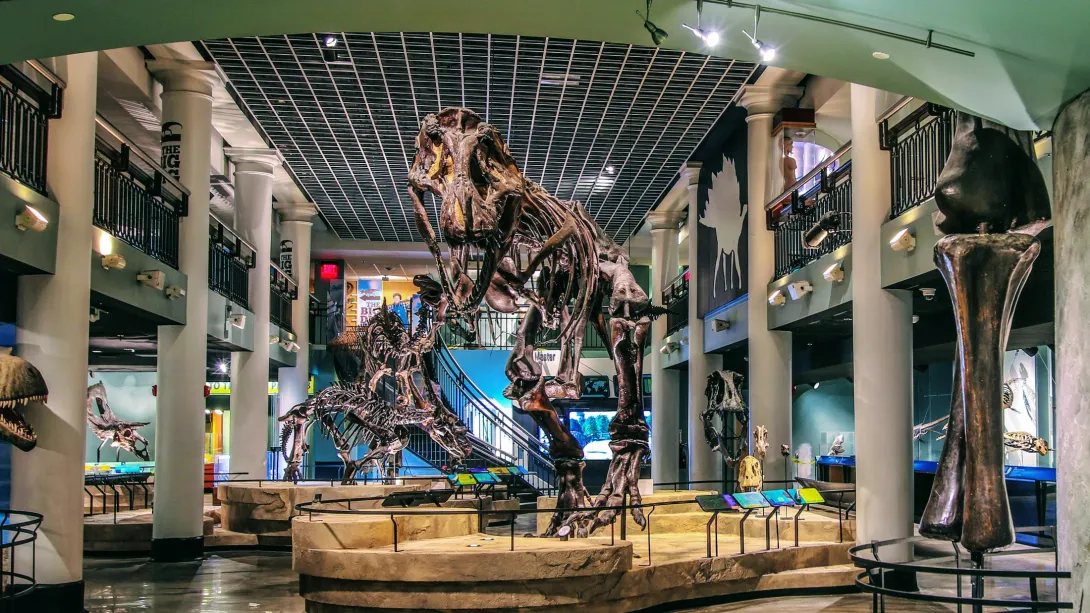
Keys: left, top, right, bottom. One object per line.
{"left": 319, "top": 263, "right": 340, "bottom": 280}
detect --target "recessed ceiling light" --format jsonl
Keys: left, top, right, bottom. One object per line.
{"left": 52, "top": 13, "right": 75, "bottom": 21}
{"left": 872, "top": 51, "right": 890, "bottom": 60}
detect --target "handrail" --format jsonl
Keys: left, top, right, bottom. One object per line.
{"left": 96, "top": 113, "right": 190, "bottom": 202}
{"left": 765, "top": 142, "right": 853, "bottom": 213}
{"left": 876, "top": 95, "right": 913, "bottom": 124}
{"left": 24, "top": 60, "right": 65, "bottom": 90}
{"left": 210, "top": 211, "right": 258, "bottom": 258}
{"left": 271, "top": 262, "right": 298, "bottom": 292}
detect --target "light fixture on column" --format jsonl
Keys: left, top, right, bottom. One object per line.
{"left": 14, "top": 205, "right": 48, "bottom": 232}
{"left": 742, "top": 6, "right": 776, "bottom": 62}
{"left": 280, "top": 339, "right": 300, "bottom": 353}
{"left": 228, "top": 313, "right": 247, "bottom": 329}
{"left": 270, "top": 333, "right": 281, "bottom": 345}
{"left": 768, "top": 289, "right": 786, "bottom": 307}
{"left": 660, "top": 341, "right": 680, "bottom": 355}
{"left": 712, "top": 318, "right": 731, "bottom": 332}
{"left": 215, "top": 359, "right": 229, "bottom": 374}
{"left": 166, "top": 285, "right": 186, "bottom": 300}
{"left": 101, "top": 253, "right": 127, "bottom": 270}
{"left": 802, "top": 211, "right": 847, "bottom": 249}
{"left": 822, "top": 261, "right": 845, "bottom": 283}
{"left": 137, "top": 270, "right": 166, "bottom": 290}
{"left": 787, "top": 280, "right": 813, "bottom": 300}
{"left": 682, "top": 0, "right": 721, "bottom": 47}
{"left": 637, "top": 0, "right": 669, "bottom": 46}
{"left": 889, "top": 228, "right": 916, "bottom": 252}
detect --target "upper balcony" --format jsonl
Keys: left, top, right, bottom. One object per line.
{"left": 662, "top": 268, "right": 689, "bottom": 337}
{"left": 270, "top": 262, "right": 297, "bottom": 334}
{"left": 208, "top": 214, "right": 255, "bottom": 310}
{"left": 880, "top": 100, "right": 955, "bottom": 220}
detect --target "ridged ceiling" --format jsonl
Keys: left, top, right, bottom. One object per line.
{"left": 203, "top": 33, "right": 756, "bottom": 242}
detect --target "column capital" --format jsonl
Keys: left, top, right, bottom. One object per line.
{"left": 147, "top": 59, "right": 222, "bottom": 97}
{"left": 738, "top": 84, "right": 804, "bottom": 117}
{"left": 275, "top": 202, "right": 319, "bottom": 223}
{"left": 680, "top": 162, "right": 702, "bottom": 189}
{"left": 647, "top": 210, "right": 686, "bottom": 231}
{"left": 225, "top": 147, "right": 282, "bottom": 177}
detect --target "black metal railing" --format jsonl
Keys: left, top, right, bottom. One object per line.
{"left": 208, "top": 215, "right": 255, "bottom": 309}
{"left": 769, "top": 145, "right": 853, "bottom": 280}
{"left": 309, "top": 295, "right": 329, "bottom": 346}
{"left": 0, "top": 509, "right": 44, "bottom": 608}
{"left": 662, "top": 269, "right": 689, "bottom": 336}
{"left": 0, "top": 65, "right": 60, "bottom": 196}
{"left": 270, "top": 263, "right": 297, "bottom": 332}
{"left": 439, "top": 306, "right": 608, "bottom": 352}
{"left": 881, "top": 102, "right": 954, "bottom": 219}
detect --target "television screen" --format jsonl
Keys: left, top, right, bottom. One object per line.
{"left": 567, "top": 410, "right": 653, "bottom": 460}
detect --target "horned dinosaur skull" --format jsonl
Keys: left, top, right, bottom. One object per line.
{"left": 0, "top": 352, "right": 46, "bottom": 451}
{"left": 87, "top": 381, "right": 150, "bottom": 461}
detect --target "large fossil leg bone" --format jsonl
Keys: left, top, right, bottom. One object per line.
{"left": 920, "top": 234, "right": 1039, "bottom": 551}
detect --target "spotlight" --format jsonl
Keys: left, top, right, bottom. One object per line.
{"left": 682, "top": 24, "right": 721, "bottom": 47}
{"left": 872, "top": 51, "right": 890, "bottom": 60}
{"left": 637, "top": 0, "right": 668, "bottom": 46}
{"left": 52, "top": 12, "right": 75, "bottom": 21}
{"left": 15, "top": 205, "right": 48, "bottom": 232}
{"left": 712, "top": 319, "right": 731, "bottom": 332}
{"left": 787, "top": 280, "right": 813, "bottom": 300}
{"left": 660, "top": 341, "right": 680, "bottom": 355}
{"left": 743, "top": 6, "right": 777, "bottom": 63}
{"left": 216, "top": 360, "right": 229, "bottom": 374}
{"left": 920, "top": 287, "right": 937, "bottom": 301}
{"left": 768, "top": 290, "right": 786, "bottom": 307}
{"left": 137, "top": 270, "right": 166, "bottom": 291}
{"left": 101, "top": 253, "right": 127, "bottom": 270}
{"left": 802, "top": 211, "right": 844, "bottom": 249}
{"left": 912, "top": 315, "right": 920, "bottom": 324}
{"left": 889, "top": 228, "right": 916, "bottom": 252}
{"left": 166, "top": 285, "right": 186, "bottom": 300}
{"left": 228, "top": 313, "right": 247, "bottom": 329}
{"left": 323, "top": 35, "right": 338, "bottom": 47}
{"left": 605, "top": 165, "right": 615, "bottom": 174}
{"left": 822, "top": 262, "right": 844, "bottom": 283}
{"left": 270, "top": 334, "right": 281, "bottom": 345}
{"left": 814, "top": 382, "right": 821, "bottom": 390}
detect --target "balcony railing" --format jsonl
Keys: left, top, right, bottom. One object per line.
{"left": 662, "top": 269, "right": 689, "bottom": 336}
{"left": 93, "top": 115, "right": 188, "bottom": 270}
{"left": 438, "top": 306, "right": 608, "bottom": 352}
{"left": 769, "top": 144, "right": 853, "bottom": 281}
{"left": 880, "top": 101, "right": 954, "bottom": 219}
{"left": 0, "top": 64, "right": 61, "bottom": 195}
{"left": 208, "top": 214, "right": 255, "bottom": 309}
{"left": 270, "top": 263, "right": 297, "bottom": 333}
{"left": 309, "top": 295, "right": 329, "bottom": 347}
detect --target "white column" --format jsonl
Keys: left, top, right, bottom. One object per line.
{"left": 226, "top": 148, "right": 280, "bottom": 480}
{"left": 1049, "top": 88, "right": 1090, "bottom": 602}
{"left": 684, "top": 163, "right": 722, "bottom": 486}
{"left": 13, "top": 52, "right": 97, "bottom": 609}
{"left": 648, "top": 210, "right": 684, "bottom": 488}
{"left": 148, "top": 60, "right": 219, "bottom": 561}
{"left": 739, "top": 84, "right": 799, "bottom": 485}
{"left": 850, "top": 84, "right": 914, "bottom": 549}
{"left": 275, "top": 203, "right": 318, "bottom": 421}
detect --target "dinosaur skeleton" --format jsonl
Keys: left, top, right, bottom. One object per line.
{"left": 0, "top": 350, "right": 46, "bottom": 451}
{"left": 408, "top": 108, "right": 662, "bottom": 536}
{"left": 913, "top": 415, "right": 950, "bottom": 442}
{"left": 1002, "top": 431, "right": 1050, "bottom": 456}
{"left": 278, "top": 304, "right": 471, "bottom": 484}
{"left": 701, "top": 370, "right": 749, "bottom": 466}
{"left": 86, "top": 381, "right": 150, "bottom": 461}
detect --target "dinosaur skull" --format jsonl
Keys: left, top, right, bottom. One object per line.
{"left": 0, "top": 353, "right": 46, "bottom": 451}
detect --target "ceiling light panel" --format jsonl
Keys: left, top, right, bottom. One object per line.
{"left": 203, "top": 33, "right": 756, "bottom": 242}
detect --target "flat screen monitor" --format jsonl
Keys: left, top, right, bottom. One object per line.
{"left": 473, "top": 471, "right": 500, "bottom": 484}
{"left": 696, "top": 494, "right": 732, "bottom": 512}
{"left": 763, "top": 489, "right": 796, "bottom": 507}
{"left": 733, "top": 492, "right": 771, "bottom": 509}
{"left": 722, "top": 494, "right": 741, "bottom": 510}
{"left": 794, "top": 487, "right": 825, "bottom": 505}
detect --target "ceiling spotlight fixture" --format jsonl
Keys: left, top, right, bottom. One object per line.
{"left": 872, "top": 51, "right": 890, "bottom": 60}
{"left": 682, "top": 2, "right": 720, "bottom": 47}
{"left": 802, "top": 211, "right": 847, "bottom": 249}
{"left": 605, "top": 165, "right": 615, "bottom": 174}
{"left": 889, "top": 228, "right": 916, "bottom": 252}
{"left": 15, "top": 205, "right": 48, "bottom": 232}
{"left": 52, "top": 12, "right": 75, "bottom": 22}
{"left": 216, "top": 360, "right": 229, "bottom": 374}
{"left": 822, "top": 262, "right": 845, "bottom": 283}
{"left": 743, "top": 6, "right": 776, "bottom": 62}
{"left": 814, "top": 382, "right": 821, "bottom": 390}
{"left": 637, "top": 0, "right": 669, "bottom": 46}
{"left": 323, "top": 35, "right": 338, "bottom": 48}
{"left": 912, "top": 315, "right": 921, "bottom": 324}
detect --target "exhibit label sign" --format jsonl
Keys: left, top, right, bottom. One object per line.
{"left": 161, "top": 121, "right": 183, "bottom": 179}
{"left": 206, "top": 378, "right": 315, "bottom": 396}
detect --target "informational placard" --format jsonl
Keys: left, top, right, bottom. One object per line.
{"left": 763, "top": 490, "right": 796, "bottom": 507}
{"left": 793, "top": 488, "right": 825, "bottom": 505}
{"left": 722, "top": 494, "right": 741, "bottom": 510}
{"left": 696, "top": 494, "right": 732, "bottom": 512}
{"left": 733, "top": 492, "right": 771, "bottom": 509}
{"left": 473, "top": 472, "right": 499, "bottom": 484}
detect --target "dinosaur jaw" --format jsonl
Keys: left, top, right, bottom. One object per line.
{"left": 0, "top": 400, "right": 38, "bottom": 451}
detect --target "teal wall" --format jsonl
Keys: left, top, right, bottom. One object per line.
{"left": 792, "top": 378, "right": 855, "bottom": 458}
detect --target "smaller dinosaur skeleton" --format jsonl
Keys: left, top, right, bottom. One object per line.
{"left": 0, "top": 350, "right": 46, "bottom": 451}
{"left": 913, "top": 415, "right": 950, "bottom": 442}
{"left": 701, "top": 370, "right": 748, "bottom": 465}
{"left": 86, "top": 381, "right": 150, "bottom": 461}
{"left": 1003, "top": 431, "right": 1050, "bottom": 456}
{"left": 828, "top": 433, "right": 845, "bottom": 456}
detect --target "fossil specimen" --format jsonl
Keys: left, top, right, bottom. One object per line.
{"left": 86, "top": 381, "right": 150, "bottom": 461}
{"left": 754, "top": 425, "right": 769, "bottom": 460}
{"left": 0, "top": 350, "right": 46, "bottom": 451}
{"left": 701, "top": 370, "right": 748, "bottom": 465}
{"left": 1002, "top": 431, "right": 1050, "bottom": 455}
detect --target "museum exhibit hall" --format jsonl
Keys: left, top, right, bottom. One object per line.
{"left": 0, "top": 1, "right": 1088, "bottom": 611}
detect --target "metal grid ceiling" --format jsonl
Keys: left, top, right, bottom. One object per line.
{"left": 203, "top": 33, "right": 756, "bottom": 242}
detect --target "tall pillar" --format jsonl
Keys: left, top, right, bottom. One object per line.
{"left": 739, "top": 83, "right": 800, "bottom": 485}
{"left": 648, "top": 210, "right": 684, "bottom": 488}
{"left": 148, "top": 60, "right": 219, "bottom": 561}
{"left": 275, "top": 203, "right": 318, "bottom": 422}
{"left": 1052, "top": 88, "right": 1090, "bottom": 602}
{"left": 684, "top": 163, "right": 722, "bottom": 486}
{"left": 849, "top": 84, "right": 914, "bottom": 550}
{"left": 13, "top": 52, "right": 97, "bottom": 611}
{"left": 226, "top": 148, "right": 280, "bottom": 479}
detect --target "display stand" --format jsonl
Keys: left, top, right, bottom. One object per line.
{"left": 764, "top": 506, "right": 781, "bottom": 551}
{"left": 738, "top": 509, "right": 754, "bottom": 554}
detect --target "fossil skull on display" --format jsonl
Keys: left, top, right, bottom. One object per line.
{"left": 753, "top": 424, "right": 769, "bottom": 460}
{"left": 0, "top": 351, "right": 47, "bottom": 451}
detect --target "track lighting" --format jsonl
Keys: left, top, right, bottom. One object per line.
{"left": 323, "top": 35, "right": 338, "bottom": 48}
{"left": 742, "top": 6, "right": 777, "bottom": 62}
{"left": 822, "top": 262, "right": 844, "bottom": 283}
{"left": 802, "top": 211, "right": 845, "bottom": 249}
{"left": 216, "top": 360, "right": 229, "bottom": 374}
{"left": 787, "top": 280, "right": 813, "bottom": 300}
{"left": 683, "top": 0, "right": 721, "bottom": 47}
{"left": 889, "top": 228, "right": 916, "bottom": 252}
{"left": 768, "top": 289, "right": 786, "bottom": 307}
{"left": 15, "top": 205, "right": 48, "bottom": 232}
{"left": 101, "top": 254, "right": 126, "bottom": 270}
{"left": 637, "top": 0, "right": 669, "bottom": 46}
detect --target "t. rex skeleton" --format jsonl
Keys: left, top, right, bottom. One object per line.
{"left": 86, "top": 381, "right": 151, "bottom": 461}
{"left": 278, "top": 304, "right": 471, "bottom": 484}
{"left": 408, "top": 107, "right": 662, "bottom": 536}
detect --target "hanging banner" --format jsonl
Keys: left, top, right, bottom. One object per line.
{"left": 357, "top": 279, "right": 383, "bottom": 325}
{"left": 279, "top": 240, "right": 294, "bottom": 277}
{"left": 161, "top": 121, "right": 183, "bottom": 179}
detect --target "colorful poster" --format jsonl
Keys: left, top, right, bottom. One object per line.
{"left": 357, "top": 279, "right": 383, "bottom": 325}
